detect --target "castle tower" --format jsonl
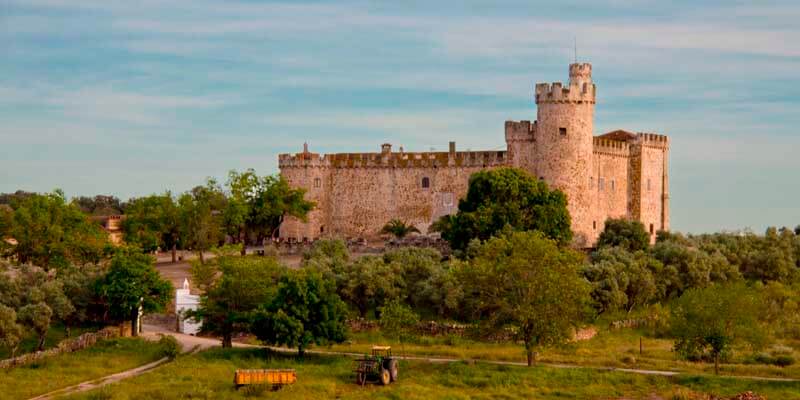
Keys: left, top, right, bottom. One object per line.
{"left": 533, "top": 63, "right": 596, "bottom": 246}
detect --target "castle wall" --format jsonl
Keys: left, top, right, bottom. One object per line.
{"left": 279, "top": 149, "right": 506, "bottom": 240}
{"left": 505, "top": 120, "right": 536, "bottom": 169}
{"left": 591, "top": 139, "right": 632, "bottom": 243}
{"left": 630, "top": 134, "right": 670, "bottom": 242}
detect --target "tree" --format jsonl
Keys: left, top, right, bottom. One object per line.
{"left": 251, "top": 270, "right": 347, "bottom": 356}
{"left": 5, "top": 191, "right": 109, "bottom": 269}
{"left": 121, "top": 193, "right": 182, "bottom": 262}
{"left": 0, "top": 304, "right": 23, "bottom": 357}
{"left": 336, "top": 256, "right": 403, "bottom": 318}
{"left": 190, "top": 256, "right": 281, "bottom": 347}
{"left": 18, "top": 302, "right": 52, "bottom": 351}
{"left": 98, "top": 249, "right": 173, "bottom": 336}
{"left": 597, "top": 218, "right": 650, "bottom": 252}
{"left": 381, "top": 219, "right": 420, "bottom": 239}
{"left": 461, "top": 230, "right": 589, "bottom": 366}
{"left": 224, "top": 170, "right": 315, "bottom": 255}
{"left": 671, "top": 283, "right": 765, "bottom": 374}
{"left": 179, "top": 181, "right": 226, "bottom": 263}
{"left": 583, "top": 247, "right": 660, "bottom": 314}
{"left": 71, "top": 195, "right": 124, "bottom": 216}
{"left": 302, "top": 239, "right": 350, "bottom": 281}
{"left": 379, "top": 300, "right": 419, "bottom": 357}
{"left": 432, "top": 168, "right": 572, "bottom": 251}
{"left": 58, "top": 264, "right": 103, "bottom": 337}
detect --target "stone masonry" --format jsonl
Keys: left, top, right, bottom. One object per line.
{"left": 279, "top": 62, "right": 670, "bottom": 247}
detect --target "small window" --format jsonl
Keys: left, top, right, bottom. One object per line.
{"left": 421, "top": 177, "right": 430, "bottom": 189}
{"left": 598, "top": 177, "right": 605, "bottom": 191}
{"left": 647, "top": 179, "right": 651, "bottom": 191}
{"left": 593, "top": 221, "right": 597, "bottom": 230}
{"left": 649, "top": 224, "right": 654, "bottom": 235}
{"left": 320, "top": 225, "right": 324, "bottom": 234}
{"left": 611, "top": 179, "right": 616, "bottom": 191}
{"left": 314, "top": 178, "right": 321, "bottom": 188}
{"left": 590, "top": 176, "right": 594, "bottom": 188}
{"left": 559, "top": 127, "right": 567, "bottom": 136}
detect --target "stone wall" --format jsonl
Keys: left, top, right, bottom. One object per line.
{"left": 0, "top": 326, "right": 119, "bottom": 369}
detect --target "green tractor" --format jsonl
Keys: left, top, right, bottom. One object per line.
{"left": 353, "top": 346, "right": 399, "bottom": 385}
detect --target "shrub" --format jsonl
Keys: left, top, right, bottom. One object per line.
{"left": 773, "top": 355, "right": 795, "bottom": 367}
{"left": 158, "top": 335, "right": 181, "bottom": 360}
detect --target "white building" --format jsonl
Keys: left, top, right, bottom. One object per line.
{"left": 175, "top": 278, "right": 201, "bottom": 335}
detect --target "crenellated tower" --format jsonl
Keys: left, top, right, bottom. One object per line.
{"left": 532, "top": 63, "right": 596, "bottom": 246}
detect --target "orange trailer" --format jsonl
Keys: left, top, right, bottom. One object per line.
{"left": 234, "top": 369, "right": 296, "bottom": 389}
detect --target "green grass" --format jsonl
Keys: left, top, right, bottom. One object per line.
{"left": 0, "top": 323, "right": 101, "bottom": 359}
{"left": 321, "top": 328, "right": 800, "bottom": 379}
{"left": 63, "top": 347, "right": 800, "bottom": 400}
{"left": 0, "top": 337, "right": 163, "bottom": 400}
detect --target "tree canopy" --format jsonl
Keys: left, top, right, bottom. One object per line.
{"left": 121, "top": 193, "right": 182, "bottom": 259}
{"left": 460, "top": 230, "right": 590, "bottom": 366}
{"left": 432, "top": 168, "right": 572, "bottom": 251}
{"left": 596, "top": 218, "right": 651, "bottom": 252}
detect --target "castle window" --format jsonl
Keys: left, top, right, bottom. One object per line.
{"left": 320, "top": 225, "right": 324, "bottom": 234}
{"left": 611, "top": 179, "right": 616, "bottom": 191}
{"left": 598, "top": 177, "right": 605, "bottom": 191}
{"left": 421, "top": 177, "right": 430, "bottom": 189}
{"left": 314, "top": 178, "right": 321, "bottom": 188}
{"left": 650, "top": 224, "right": 654, "bottom": 235}
{"left": 593, "top": 221, "right": 597, "bottom": 230}
{"left": 559, "top": 127, "right": 567, "bottom": 136}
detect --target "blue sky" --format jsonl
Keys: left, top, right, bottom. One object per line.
{"left": 1, "top": 0, "right": 799, "bottom": 233}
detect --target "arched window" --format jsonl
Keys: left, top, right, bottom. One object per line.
{"left": 421, "top": 177, "right": 430, "bottom": 189}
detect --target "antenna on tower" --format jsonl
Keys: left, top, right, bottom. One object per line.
{"left": 574, "top": 37, "right": 577, "bottom": 63}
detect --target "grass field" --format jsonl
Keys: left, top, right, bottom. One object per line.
{"left": 320, "top": 328, "right": 800, "bottom": 380}
{"left": 62, "top": 347, "right": 800, "bottom": 400}
{"left": 0, "top": 337, "right": 163, "bottom": 400}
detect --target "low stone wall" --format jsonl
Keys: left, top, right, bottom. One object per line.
{"left": 609, "top": 318, "right": 654, "bottom": 330}
{"left": 347, "top": 319, "right": 595, "bottom": 342}
{"left": 0, "top": 326, "right": 119, "bottom": 369}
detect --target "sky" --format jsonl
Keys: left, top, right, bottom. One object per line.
{"left": 1, "top": 0, "right": 799, "bottom": 234}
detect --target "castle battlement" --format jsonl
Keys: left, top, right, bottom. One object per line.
{"left": 593, "top": 137, "right": 631, "bottom": 157}
{"left": 279, "top": 148, "right": 507, "bottom": 169}
{"left": 535, "top": 81, "right": 596, "bottom": 104}
{"left": 634, "top": 132, "right": 669, "bottom": 148}
{"left": 505, "top": 120, "right": 536, "bottom": 142}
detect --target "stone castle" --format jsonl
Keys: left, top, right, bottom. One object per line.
{"left": 278, "top": 63, "right": 670, "bottom": 247}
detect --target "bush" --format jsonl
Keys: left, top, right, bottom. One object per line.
{"left": 773, "top": 355, "right": 795, "bottom": 367}
{"left": 158, "top": 335, "right": 181, "bottom": 360}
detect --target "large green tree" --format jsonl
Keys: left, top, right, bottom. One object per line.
{"left": 121, "top": 193, "right": 182, "bottom": 262}
{"left": 98, "top": 249, "right": 173, "bottom": 336}
{"left": 461, "top": 230, "right": 590, "bottom": 366}
{"left": 190, "top": 255, "right": 282, "bottom": 347}
{"left": 179, "top": 180, "right": 226, "bottom": 263}
{"left": 251, "top": 270, "right": 347, "bottom": 356}
{"left": 0, "top": 304, "right": 23, "bottom": 357}
{"left": 432, "top": 168, "right": 572, "bottom": 251}
{"left": 671, "top": 283, "right": 765, "bottom": 374}
{"left": 224, "top": 169, "right": 314, "bottom": 254}
{"left": 596, "top": 218, "right": 651, "bottom": 252}
{"left": 4, "top": 191, "right": 108, "bottom": 269}
{"left": 71, "top": 195, "right": 124, "bottom": 216}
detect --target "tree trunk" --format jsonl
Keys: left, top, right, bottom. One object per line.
{"left": 222, "top": 332, "right": 232, "bottom": 348}
{"left": 37, "top": 333, "right": 46, "bottom": 351}
{"left": 65, "top": 323, "right": 71, "bottom": 338}
{"left": 198, "top": 250, "right": 205, "bottom": 264}
{"left": 526, "top": 349, "right": 536, "bottom": 367}
{"left": 171, "top": 243, "right": 177, "bottom": 263}
{"left": 131, "top": 308, "right": 139, "bottom": 337}
{"left": 298, "top": 345, "right": 305, "bottom": 357}
{"left": 240, "top": 228, "right": 247, "bottom": 256}
{"left": 714, "top": 353, "right": 719, "bottom": 375}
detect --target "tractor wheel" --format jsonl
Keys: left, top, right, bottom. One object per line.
{"left": 356, "top": 371, "right": 367, "bottom": 386}
{"left": 379, "top": 368, "right": 391, "bottom": 385}
{"left": 389, "top": 359, "right": 399, "bottom": 382}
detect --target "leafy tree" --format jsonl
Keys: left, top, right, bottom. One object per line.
{"left": 597, "top": 218, "right": 650, "bottom": 252}
{"left": 583, "top": 247, "right": 659, "bottom": 314}
{"left": 336, "top": 255, "right": 403, "bottom": 318}
{"left": 121, "top": 193, "right": 182, "bottom": 262}
{"left": 0, "top": 304, "right": 23, "bottom": 357}
{"left": 381, "top": 219, "right": 420, "bottom": 239}
{"left": 432, "top": 168, "right": 572, "bottom": 251}
{"left": 18, "top": 302, "right": 52, "bottom": 351}
{"left": 0, "top": 191, "right": 35, "bottom": 206}
{"left": 72, "top": 195, "right": 124, "bottom": 216}
{"left": 58, "top": 264, "right": 103, "bottom": 337}
{"left": 191, "top": 256, "right": 281, "bottom": 347}
{"left": 179, "top": 181, "right": 226, "bottom": 263}
{"left": 98, "top": 249, "right": 173, "bottom": 336}
{"left": 379, "top": 300, "right": 419, "bottom": 357}
{"left": 4, "top": 191, "right": 109, "bottom": 269}
{"left": 224, "top": 169, "right": 314, "bottom": 254}
{"left": 251, "top": 270, "right": 347, "bottom": 356}
{"left": 302, "top": 239, "right": 350, "bottom": 281}
{"left": 671, "top": 283, "right": 766, "bottom": 374}
{"left": 461, "top": 230, "right": 589, "bottom": 366}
